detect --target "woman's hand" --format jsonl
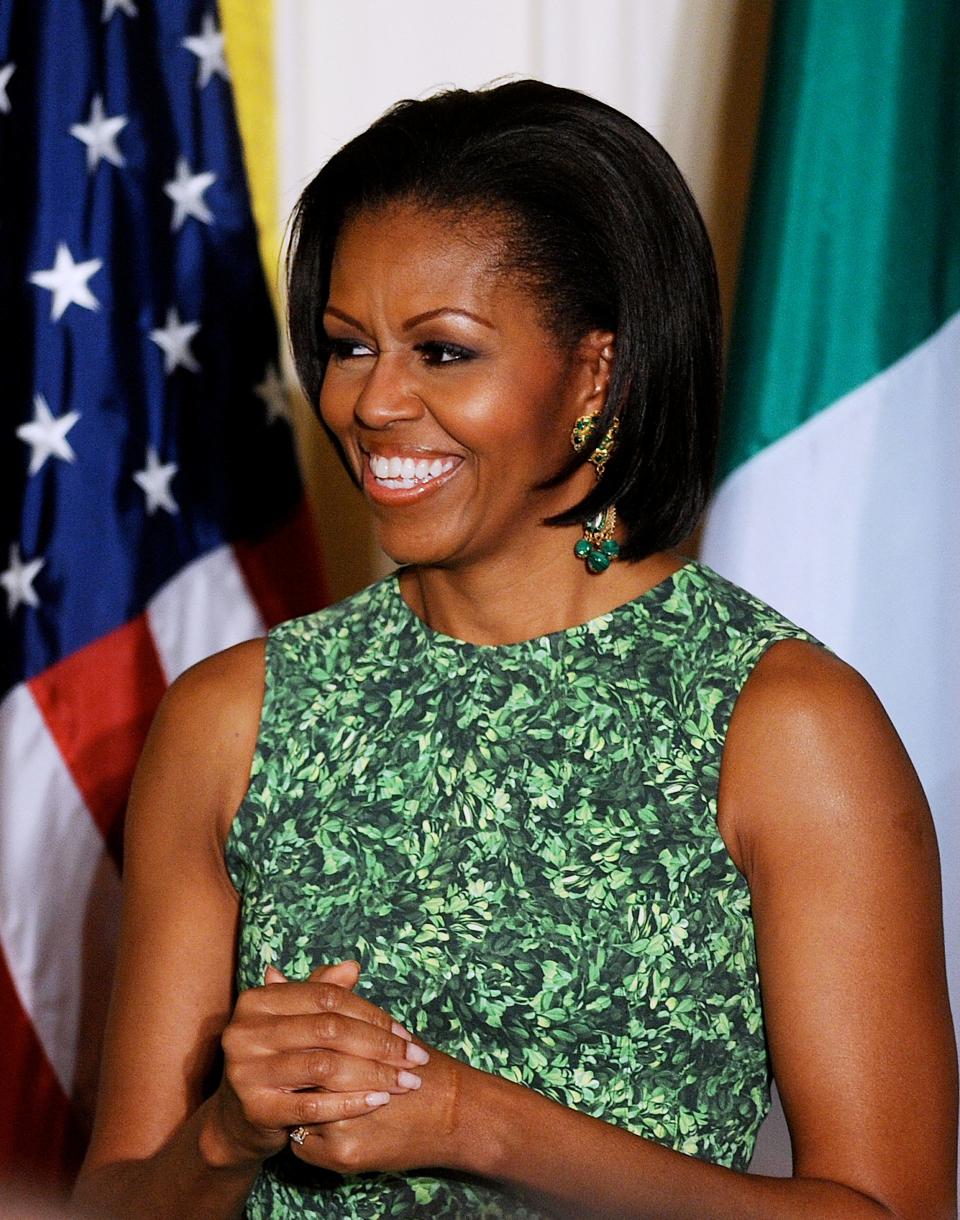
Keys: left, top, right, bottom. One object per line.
{"left": 284, "top": 1036, "right": 484, "bottom": 1177}
{"left": 202, "top": 959, "right": 432, "bottom": 1169}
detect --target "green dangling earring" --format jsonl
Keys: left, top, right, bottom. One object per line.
{"left": 570, "top": 414, "right": 621, "bottom": 574}
{"left": 574, "top": 507, "right": 621, "bottom": 572}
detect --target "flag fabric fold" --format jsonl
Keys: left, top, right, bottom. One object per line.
{"left": 0, "top": 0, "right": 324, "bottom": 1186}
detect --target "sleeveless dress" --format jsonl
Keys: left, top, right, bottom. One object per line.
{"left": 225, "top": 559, "right": 822, "bottom": 1218}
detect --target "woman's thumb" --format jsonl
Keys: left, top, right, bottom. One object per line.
{"left": 310, "top": 959, "right": 361, "bottom": 989}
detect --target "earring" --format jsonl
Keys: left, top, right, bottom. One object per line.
{"left": 571, "top": 414, "right": 618, "bottom": 472}
{"left": 570, "top": 415, "right": 620, "bottom": 573}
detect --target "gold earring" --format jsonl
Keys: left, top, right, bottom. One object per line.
{"left": 571, "top": 414, "right": 619, "bottom": 474}
{"left": 570, "top": 415, "right": 620, "bottom": 573}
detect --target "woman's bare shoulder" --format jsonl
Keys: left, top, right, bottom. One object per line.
{"left": 158, "top": 635, "right": 266, "bottom": 724}
{"left": 718, "top": 637, "right": 932, "bottom": 875}
{"left": 729, "top": 634, "right": 875, "bottom": 720}
{"left": 128, "top": 637, "right": 268, "bottom": 854}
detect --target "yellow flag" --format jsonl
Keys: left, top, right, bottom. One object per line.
{"left": 220, "top": 0, "right": 280, "bottom": 313}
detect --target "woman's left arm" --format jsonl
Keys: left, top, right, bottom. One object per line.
{"left": 295, "top": 641, "right": 958, "bottom": 1219}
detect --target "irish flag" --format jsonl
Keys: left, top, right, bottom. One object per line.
{"left": 703, "top": 0, "right": 959, "bottom": 1061}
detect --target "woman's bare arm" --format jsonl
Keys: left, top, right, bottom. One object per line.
{"left": 722, "top": 640, "right": 956, "bottom": 1215}
{"left": 72, "top": 640, "right": 423, "bottom": 1218}
{"left": 72, "top": 640, "right": 266, "bottom": 1217}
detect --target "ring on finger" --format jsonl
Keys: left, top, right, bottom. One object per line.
{"left": 289, "top": 1125, "right": 309, "bottom": 1146}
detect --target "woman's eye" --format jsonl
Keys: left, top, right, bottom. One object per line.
{"left": 328, "top": 338, "right": 374, "bottom": 361}
{"left": 416, "top": 341, "right": 475, "bottom": 366}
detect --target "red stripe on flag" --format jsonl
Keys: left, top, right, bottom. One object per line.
{"left": 0, "top": 945, "right": 84, "bottom": 1192}
{"left": 233, "top": 497, "right": 327, "bottom": 628}
{"left": 28, "top": 616, "right": 168, "bottom": 866}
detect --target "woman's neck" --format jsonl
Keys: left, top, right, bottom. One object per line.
{"left": 397, "top": 545, "right": 687, "bottom": 646}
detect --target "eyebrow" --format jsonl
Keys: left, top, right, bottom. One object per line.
{"left": 323, "top": 305, "right": 494, "bottom": 332}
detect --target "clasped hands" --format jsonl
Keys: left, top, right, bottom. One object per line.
{"left": 206, "top": 958, "right": 471, "bottom": 1177}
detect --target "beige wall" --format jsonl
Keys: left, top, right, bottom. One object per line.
{"left": 275, "top": 0, "right": 773, "bottom": 603}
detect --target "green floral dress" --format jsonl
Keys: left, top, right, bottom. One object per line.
{"left": 226, "top": 559, "right": 821, "bottom": 1217}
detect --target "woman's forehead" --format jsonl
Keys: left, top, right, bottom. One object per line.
{"left": 336, "top": 202, "right": 507, "bottom": 263}
{"left": 328, "top": 204, "right": 518, "bottom": 311}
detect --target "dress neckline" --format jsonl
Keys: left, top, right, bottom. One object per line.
{"left": 388, "top": 558, "right": 700, "bottom": 652}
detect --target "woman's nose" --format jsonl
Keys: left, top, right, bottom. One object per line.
{"left": 352, "top": 352, "right": 424, "bottom": 428}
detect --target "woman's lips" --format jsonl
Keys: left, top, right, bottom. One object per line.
{"left": 361, "top": 451, "right": 464, "bottom": 504}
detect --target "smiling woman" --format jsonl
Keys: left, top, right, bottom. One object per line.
{"left": 316, "top": 204, "right": 604, "bottom": 580}
{"left": 74, "top": 81, "right": 956, "bottom": 1220}
{"left": 287, "top": 83, "right": 720, "bottom": 577}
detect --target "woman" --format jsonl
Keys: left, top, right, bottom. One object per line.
{"left": 75, "top": 81, "right": 956, "bottom": 1218}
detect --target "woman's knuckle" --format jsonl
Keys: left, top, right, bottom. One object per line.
{"left": 225, "top": 1057, "right": 247, "bottom": 1087}
{"left": 329, "top": 1135, "right": 362, "bottom": 1173}
{"left": 307, "top": 1050, "right": 332, "bottom": 1081}
{"left": 236, "top": 1091, "right": 264, "bottom": 1127}
{"left": 222, "top": 1056, "right": 245, "bottom": 1091}
{"left": 346, "top": 1093, "right": 373, "bottom": 1117}
{"left": 316, "top": 983, "right": 339, "bottom": 1013}
{"left": 297, "top": 1091, "right": 342, "bottom": 1125}
{"left": 220, "top": 1022, "right": 241, "bottom": 1053}
{"left": 315, "top": 1012, "right": 341, "bottom": 1042}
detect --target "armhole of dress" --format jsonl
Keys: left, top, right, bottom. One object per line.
{"left": 222, "top": 627, "right": 277, "bottom": 893}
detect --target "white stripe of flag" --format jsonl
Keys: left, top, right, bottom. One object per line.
{"left": 147, "top": 544, "right": 266, "bottom": 683}
{"left": 0, "top": 684, "right": 122, "bottom": 1097}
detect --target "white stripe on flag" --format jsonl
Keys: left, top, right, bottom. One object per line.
{"left": 703, "top": 309, "right": 960, "bottom": 1014}
{"left": 147, "top": 544, "right": 267, "bottom": 683}
{"left": 0, "top": 684, "right": 122, "bottom": 1097}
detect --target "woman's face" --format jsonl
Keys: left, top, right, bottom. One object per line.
{"left": 319, "top": 203, "right": 607, "bottom": 570}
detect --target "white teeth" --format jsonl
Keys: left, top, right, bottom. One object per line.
{"left": 367, "top": 453, "right": 459, "bottom": 489}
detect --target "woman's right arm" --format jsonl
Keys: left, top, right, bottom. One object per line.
{"left": 72, "top": 640, "right": 422, "bottom": 1219}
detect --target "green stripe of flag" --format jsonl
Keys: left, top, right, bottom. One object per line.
{"left": 717, "top": 0, "right": 960, "bottom": 484}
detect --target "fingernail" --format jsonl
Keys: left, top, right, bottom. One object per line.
{"left": 365, "top": 1091, "right": 391, "bottom": 1106}
{"left": 391, "top": 1020, "right": 412, "bottom": 1040}
{"left": 396, "top": 1070, "right": 422, "bottom": 1090}
{"left": 405, "top": 1044, "right": 430, "bottom": 1066}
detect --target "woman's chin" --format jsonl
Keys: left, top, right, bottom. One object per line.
{"left": 374, "top": 533, "right": 456, "bottom": 571}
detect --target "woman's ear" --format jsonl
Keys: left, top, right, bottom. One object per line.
{"left": 576, "top": 330, "right": 616, "bottom": 415}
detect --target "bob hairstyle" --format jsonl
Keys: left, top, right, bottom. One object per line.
{"left": 287, "top": 79, "right": 721, "bottom": 560}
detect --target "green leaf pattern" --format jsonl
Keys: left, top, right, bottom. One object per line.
{"left": 226, "top": 560, "right": 821, "bottom": 1217}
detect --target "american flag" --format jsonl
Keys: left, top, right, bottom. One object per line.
{"left": 0, "top": 0, "right": 325, "bottom": 1188}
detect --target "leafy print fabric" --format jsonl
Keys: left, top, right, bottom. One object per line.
{"left": 225, "top": 559, "right": 821, "bottom": 1217}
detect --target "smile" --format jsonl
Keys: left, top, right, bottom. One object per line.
{"left": 367, "top": 453, "right": 460, "bottom": 490}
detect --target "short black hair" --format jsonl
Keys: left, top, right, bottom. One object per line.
{"left": 286, "top": 79, "right": 721, "bottom": 560}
